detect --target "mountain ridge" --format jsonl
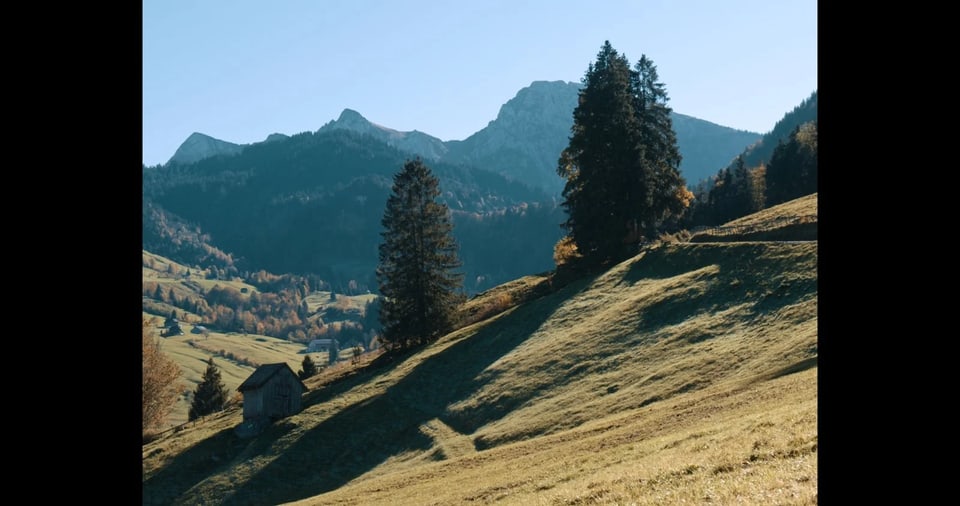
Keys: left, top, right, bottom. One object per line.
{"left": 167, "top": 132, "right": 245, "bottom": 165}
{"left": 160, "top": 80, "right": 764, "bottom": 192}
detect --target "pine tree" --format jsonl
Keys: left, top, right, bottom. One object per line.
{"left": 730, "top": 155, "right": 755, "bottom": 219}
{"left": 298, "top": 354, "right": 319, "bottom": 380}
{"left": 376, "top": 158, "right": 465, "bottom": 351}
{"left": 558, "top": 41, "right": 689, "bottom": 266}
{"left": 142, "top": 319, "right": 182, "bottom": 432}
{"left": 558, "top": 41, "right": 639, "bottom": 265}
{"left": 707, "top": 168, "right": 733, "bottom": 224}
{"left": 630, "top": 55, "right": 688, "bottom": 236}
{"left": 188, "top": 357, "right": 229, "bottom": 421}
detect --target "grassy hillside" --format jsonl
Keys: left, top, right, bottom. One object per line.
{"left": 690, "top": 193, "right": 817, "bottom": 243}
{"left": 143, "top": 219, "right": 817, "bottom": 505}
{"left": 724, "top": 193, "right": 817, "bottom": 229}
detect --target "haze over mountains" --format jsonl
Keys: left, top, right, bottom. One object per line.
{"left": 161, "top": 81, "right": 761, "bottom": 193}
{"left": 145, "top": 81, "right": 813, "bottom": 295}
{"left": 144, "top": 126, "right": 562, "bottom": 294}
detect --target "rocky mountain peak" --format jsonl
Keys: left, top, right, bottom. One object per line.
{"left": 335, "top": 108, "right": 369, "bottom": 125}
{"left": 321, "top": 108, "right": 448, "bottom": 160}
{"left": 264, "top": 133, "right": 289, "bottom": 143}
{"left": 167, "top": 132, "right": 244, "bottom": 166}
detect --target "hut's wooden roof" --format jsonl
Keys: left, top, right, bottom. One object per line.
{"left": 237, "top": 363, "right": 307, "bottom": 392}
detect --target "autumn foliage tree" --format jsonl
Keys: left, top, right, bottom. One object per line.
{"left": 142, "top": 319, "right": 182, "bottom": 433}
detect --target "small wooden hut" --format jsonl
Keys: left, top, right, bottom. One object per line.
{"left": 237, "top": 363, "right": 307, "bottom": 422}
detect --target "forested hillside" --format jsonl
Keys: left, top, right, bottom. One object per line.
{"left": 685, "top": 91, "right": 817, "bottom": 227}
{"left": 143, "top": 128, "right": 564, "bottom": 294}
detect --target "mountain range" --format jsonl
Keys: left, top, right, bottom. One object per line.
{"left": 163, "top": 81, "right": 761, "bottom": 193}
{"left": 145, "top": 81, "right": 810, "bottom": 294}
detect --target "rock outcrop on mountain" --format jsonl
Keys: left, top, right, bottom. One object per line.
{"left": 164, "top": 81, "right": 762, "bottom": 192}
{"left": 167, "top": 132, "right": 244, "bottom": 165}
{"left": 442, "top": 80, "right": 578, "bottom": 194}
{"left": 441, "top": 81, "right": 761, "bottom": 194}
{"left": 264, "top": 133, "right": 289, "bottom": 143}
{"left": 318, "top": 109, "right": 449, "bottom": 161}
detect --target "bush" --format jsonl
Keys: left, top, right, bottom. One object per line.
{"left": 298, "top": 355, "right": 319, "bottom": 380}
{"left": 553, "top": 236, "right": 582, "bottom": 268}
{"left": 657, "top": 229, "right": 691, "bottom": 245}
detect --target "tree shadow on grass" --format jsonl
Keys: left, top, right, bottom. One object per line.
{"left": 219, "top": 274, "right": 599, "bottom": 505}
{"left": 623, "top": 243, "right": 818, "bottom": 334}
{"left": 142, "top": 423, "right": 248, "bottom": 505}
{"left": 622, "top": 243, "right": 769, "bottom": 283}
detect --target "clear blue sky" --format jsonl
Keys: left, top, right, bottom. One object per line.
{"left": 143, "top": 0, "right": 817, "bottom": 167}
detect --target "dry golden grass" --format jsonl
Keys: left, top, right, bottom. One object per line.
{"left": 304, "top": 291, "right": 378, "bottom": 315}
{"left": 291, "top": 368, "right": 816, "bottom": 506}
{"left": 689, "top": 193, "right": 817, "bottom": 243}
{"left": 458, "top": 274, "right": 552, "bottom": 327}
{"left": 724, "top": 193, "right": 817, "bottom": 229}
{"left": 143, "top": 239, "right": 816, "bottom": 506}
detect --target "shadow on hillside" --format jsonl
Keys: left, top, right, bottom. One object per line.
{"left": 623, "top": 243, "right": 767, "bottom": 282}
{"left": 623, "top": 243, "right": 818, "bottom": 333}
{"left": 142, "top": 425, "right": 247, "bottom": 505}
{"left": 221, "top": 275, "right": 599, "bottom": 506}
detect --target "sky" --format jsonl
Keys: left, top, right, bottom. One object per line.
{"left": 143, "top": 0, "right": 817, "bottom": 167}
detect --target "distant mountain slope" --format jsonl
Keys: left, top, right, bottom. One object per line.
{"left": 441, "top": 81, "right": 761, "bottom": 194}
{"left": 143, "top": 128, "right": 561, "bottom": 293}
{"left": 442, "top": 80, "right": 580, "bottom": 193}
{"left": 720, "top": 90, "right": 818, "bottom": 182}
{"left": 670, "top": 113, "right": 762, "bottom": 185}
{"left": 160, "top": 83, "right": 762, "bottom": 192}
{"left": 143, "top": 229, "right": 818, "bottom": 505}
{"left": 318, "top": 109, "right": 449, "bottom": 160}
{"left": 164, "top": 132, "right": 293, "bottom": 167}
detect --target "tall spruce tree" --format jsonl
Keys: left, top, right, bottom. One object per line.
{"left": 631, "top": 55, "right": 688, "bottom": 236}
{"left": 188, "top": 357, "right": 229, "bottom": 421}
{"left": 558, "top": 41, "right": 689, "bottom": 266}
{"left": 730, "top": 155, "right": 755, "bottom": 219}
{"left": 376, "top": 158, "right": 465, "bottom": 351}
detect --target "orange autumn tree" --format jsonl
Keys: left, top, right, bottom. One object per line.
{"left": 143, "top": 319, "right": 182, "bottom": 433}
